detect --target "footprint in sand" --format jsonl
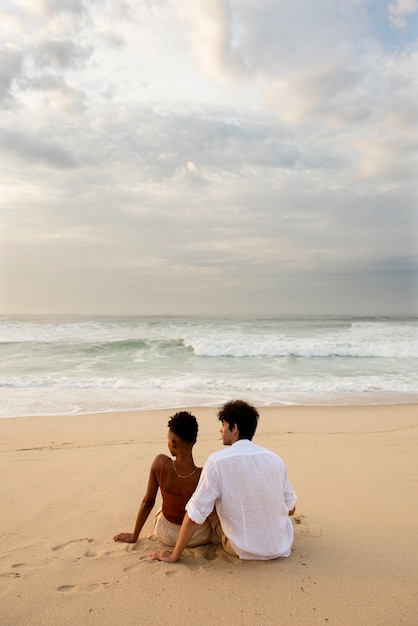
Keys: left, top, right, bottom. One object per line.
{"left": 57, "top": 584, "right": 75, "bottom": 593}
{"left": 122, "top": 558, "right": 149, "bottom": 574}
{"left": 57, "top": 582, "right": 111, "bottom": 593}
{"left": 0, "top": 562, "right": 40, "bottom": 578}
{"left": 85, "top": 582, "right": 111, "bottom": 592}
{"left": 52, "top": 538, "right": 94, "bottom": 553}
{"left": 292, "top": 514, "right": 322, "bottom": 537}
{"left": 0, "top": 571, "right": 21, "bottom": 579}
{"left": 85, "top": 546, "right": 100, "bottom": 558}
{"left": 203, "top": 544, "right": 218, "bottom": 561}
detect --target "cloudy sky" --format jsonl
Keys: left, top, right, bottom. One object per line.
{"left": 1, "top": 0, "right": 417, "bottom": 316}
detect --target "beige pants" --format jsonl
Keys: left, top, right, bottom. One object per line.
{"left": 207, "top": 510, "right": 238, "bottom": 557}
{"left": 153, "top": 510, "right": 213, "bottom": 547}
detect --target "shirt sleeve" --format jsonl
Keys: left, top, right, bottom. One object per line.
{"left": 186, "top": 457, "right": 220, "bottom": 525}
{"left": 283, "top": 469, "right": 297, "bottom": 511}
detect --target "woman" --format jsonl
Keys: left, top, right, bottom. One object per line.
{"left": 113, "top": 411, "right": 212, "bottom": 547}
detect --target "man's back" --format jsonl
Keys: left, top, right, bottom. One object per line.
{"left": 187, "top": 439, "right": 297, "bottom": 559}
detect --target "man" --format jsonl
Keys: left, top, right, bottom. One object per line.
{"left": 149, "top": 400, "right": 297, "bottom": 562}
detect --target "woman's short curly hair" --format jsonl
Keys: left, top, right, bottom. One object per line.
{"left": 167, "top": 411, "right": 198, "bottom": 443}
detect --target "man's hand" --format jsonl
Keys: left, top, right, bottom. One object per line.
{"left": 113, "top": 532, "right": 136, "bottom": 543}
{"left": 149, "top": 549, "right": 179, "bottom": 563}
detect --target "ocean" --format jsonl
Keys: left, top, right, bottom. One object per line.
{"left": 1, "top": 315, "right": 417, "bottom": 418}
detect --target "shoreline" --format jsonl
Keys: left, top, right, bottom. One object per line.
{"left": 1, "top": 403, "right": 417, "bottom": 625}
{"left": 2, "top": 390, "right": 418, "bottom": 420}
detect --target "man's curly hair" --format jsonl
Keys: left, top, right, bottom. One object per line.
{"left": 217, "top": 400, "right": 259, "bottom": 440}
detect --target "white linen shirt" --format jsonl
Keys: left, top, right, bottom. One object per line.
{"left": 186, "top": 439, "right": 297, "bottom": 560}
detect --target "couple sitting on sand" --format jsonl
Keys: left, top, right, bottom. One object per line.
{"left": 113, "top": 400, "right": 297, "bottom": 562}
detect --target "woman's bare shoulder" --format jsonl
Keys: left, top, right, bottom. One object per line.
{"left": 151, "top": 453, "right": 171, "bottom": 470}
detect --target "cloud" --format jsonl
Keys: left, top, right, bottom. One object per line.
{"left": 169, "top": 0, "right": 418, "bottom": 189}
{"left": 1, "top": 0, "right": 417, "bottom": 315}
{"left": 172, "top": 0, "right": 239, "bottom": 82}
{"left": 30, "top": 0, "right": 89, "bottom": 20}
{"left": 33, "top": 38, "right": 93, "bottom": 70}
{"left": 24, "top": 74, "right": 87, "bottom": 116}
{"left": 0, "top": 45, "right": 24, "bottom": 107}
{"left": 172, "top": 0, "right": 356, "bottom": 81}
{"left": 263, "top": 56, "right": 360, "bottom": 124}
{"left": 388, "top": 0, "right": 418, "bottom": 27}
{"left": 0, "top": 127, "right": 77, "bottom": 168}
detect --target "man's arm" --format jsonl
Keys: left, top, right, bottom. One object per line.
{"left": 283, "top": 468, "right": 297, "bottom": 515}
{"left": 148, "top": 513, "right": 200, "bottom": 562}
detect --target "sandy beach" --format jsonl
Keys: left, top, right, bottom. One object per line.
{"left": 0, "top": 404, "right": 417, "bottom": 625}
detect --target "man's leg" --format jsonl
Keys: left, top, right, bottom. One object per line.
{"left": 207, "top": 510, "right": 238, "bottom": 557}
